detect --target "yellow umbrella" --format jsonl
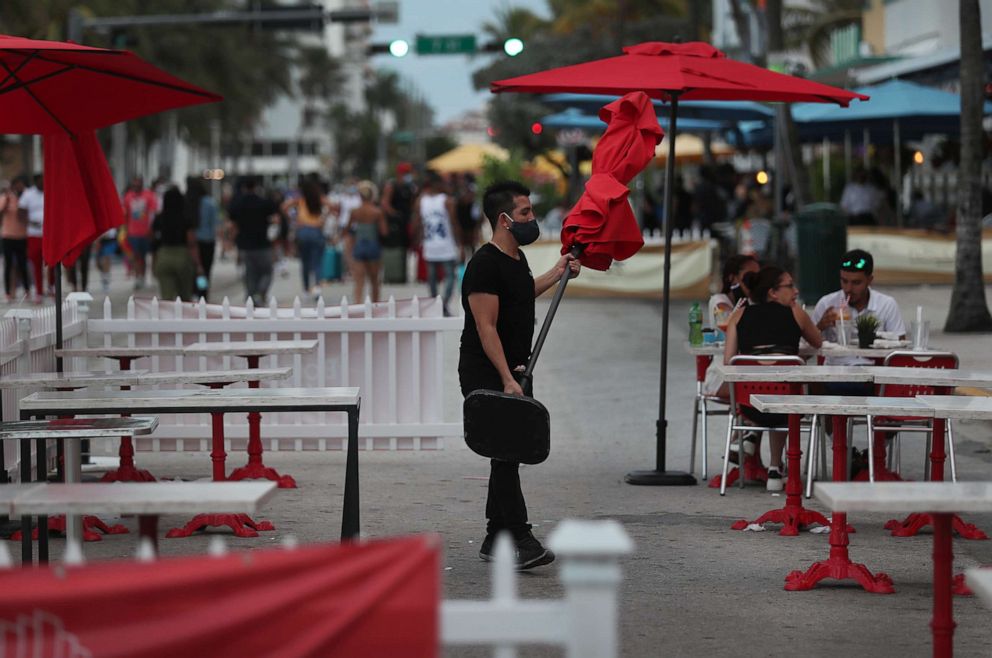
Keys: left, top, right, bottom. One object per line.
{"left": 426, "top": 142, "right": 508, "bottom": 173}
{"left": 652, "top": 134, "right": 734, "bottom": 164}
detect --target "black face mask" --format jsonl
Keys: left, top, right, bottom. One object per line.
{"left": 503, "top": 213, "right": 540, "bottom": 246}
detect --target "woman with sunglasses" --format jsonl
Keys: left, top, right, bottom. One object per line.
{"left": 723, "top": 266, "right": 822, "bottom": 491}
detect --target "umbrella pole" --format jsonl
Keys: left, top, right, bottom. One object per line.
{"left": 625, "top": 95, "right": 696, "bottom": 486}
{"left": 55, "top": 263, "right": 64, "bottom": 374}
{"left": 520, "top": 245, "right": 582, "bottom": 391}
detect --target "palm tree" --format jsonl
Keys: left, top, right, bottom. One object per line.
{"left": 945, "top": 0, "right": 992, "bottom": 331}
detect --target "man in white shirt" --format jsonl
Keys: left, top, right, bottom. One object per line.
{"left": 811, "top": 248, "right": 906, "bottom": 393}
{"left": 18, "top": 174, "right": 50, "bottom": 301}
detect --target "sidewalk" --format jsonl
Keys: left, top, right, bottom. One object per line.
{"left": 2, "top": 258, "right": 992, "bottom": 657}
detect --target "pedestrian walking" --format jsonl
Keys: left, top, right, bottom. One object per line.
{"left": 1, "top": 175, "right": 28, "bottom": 301}
{"left": 228, "top": 178, "right": 278, "bottom": 306}
{"left": 122, "top": 176, "right": 159, "bottom": 290}
{"left": 459, "top": 180, "right": 580, "bottom": 570}
{"left": 346, "top": 180, "right": 388, "bottom": 304}
{"left": 187, "top": 177, "right": 219, "bottom": 299}
{"left": 19, "top": 173, "right": 51, "bottom": 303}
{"left": 283, "top": 178, "right": 334, "bottom": 300}
{"left": 151, "top": 187, "right": 201, "bottom": 302}
{"left": 413, "top": 172, "right": 460, "bottom": 316}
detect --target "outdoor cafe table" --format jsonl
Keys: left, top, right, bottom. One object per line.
{"left": 183, "top": 340, "right": 318, "bottom": 488}
{"left": 12, "top": 481, "right": 278, "bottom": 559}
{"left": 751, "top": 394, "right": 939, "bottom": 594}
{"left": 18, "top": 387, "right": 361, "bottom": 542}
{"left": 816, "top": 481, "right": 992, "bottom": 658}
{"left": 0, "top": 417, "right": 159, "bottom": 564}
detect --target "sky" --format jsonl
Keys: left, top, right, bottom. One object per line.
{"left": 371, "top": 1, "right": 551, "bottom": 125}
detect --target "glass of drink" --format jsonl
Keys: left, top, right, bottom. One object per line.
{"left": 910, "top": 320, "right": 930, "bottom": 351}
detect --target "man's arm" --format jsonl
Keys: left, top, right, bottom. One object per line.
{"left": 445, "top": 196, "right": 462, "bottom": 249}
{"left": 468, "top": 292, "right": 522, "bottom": 395}
{"left": 534, "top": 254, "right": 580, "bottom": 297}
{"left": 381, "top": 181, "right": 397, "bottom": 217}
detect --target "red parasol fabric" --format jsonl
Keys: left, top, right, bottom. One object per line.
{"left": 0, "top": 33, "right": 222, "bottom": 266}
{"left": 492, "top": 41, "right": 869, "bottom": 106}
{"left": 43, "top": 131, "right": 124, "bottom": 266}
{"left": 561, "top": 91, "right": 663, "bottom": 271}
{"left": 0, "top": 536, "right": 439, "bottom": 657}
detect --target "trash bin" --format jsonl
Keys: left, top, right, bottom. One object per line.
{"left": 794, "top": 203, "right": 847, "bottom": 305}
{"left": 382, "top": 246, "right": 407, "bottom": 283}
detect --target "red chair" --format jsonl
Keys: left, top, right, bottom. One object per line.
{"left": 866, "top": 350, "right": 959, "bottom": 482}
{"left": 720, "top": 355, "right": 815, "bottom": 495}
{"left": 690, "top": 354, "right": 730, "bottom": 481}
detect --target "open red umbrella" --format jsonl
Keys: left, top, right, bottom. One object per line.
{"left": 0, "top": 34, "right": 221, "bottom": 354}
{"left": 493, "top": 41, "right": 869, "bottom": 487}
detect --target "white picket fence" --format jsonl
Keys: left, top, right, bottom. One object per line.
{"left": 2, "top": 518, "right": 633, "bottom": 658}
{"left": 1, "top": 293, "right": 463, "bottom": 467}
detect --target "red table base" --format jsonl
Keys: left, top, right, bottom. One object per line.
{"left": 165, "top": 514, "right": 275, "bottom": 539}
{"left": 227, "top": 463, "right": 296, "bottom": 489}
{"left": 884, "top": 513, "right": 989, "bottom": 540}
{"left": 785, "top": 417, "right": 894, "bottom": 594}
{"left": 953, "top": 573, "right": 973, "bottom": 596}
{"left": 101, "top": 464, "right": 157, "bottom": 483}
{"left": 708, "top": 457, "right": 768, "bottom": 489}
{"left": 732, "top": 507, "right": 830, "bottom": 535}
{"left": 10, "top": 515, "right": 129, "bottom": 543}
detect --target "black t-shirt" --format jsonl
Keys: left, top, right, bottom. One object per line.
{"left": 229, "top": 193, "right": 278, "bottom": 250}
{"left": 458, "top": 243, "right": 535, "bottom": 386}
{"left": 737, "top": 302, "right": 802, "bottom": 355}
{"left": 151, "top": 211, "right": 193, "bottom": 247}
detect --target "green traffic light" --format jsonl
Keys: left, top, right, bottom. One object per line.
{"left": 389, "top": 39, "right": 410, "bottom": 57}
{"left": 503, "top": 38, "right": 524, "bottom": 57}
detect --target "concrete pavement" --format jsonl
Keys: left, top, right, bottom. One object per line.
{"left": 3, "top": 255, "right": 992, "bottom": 657}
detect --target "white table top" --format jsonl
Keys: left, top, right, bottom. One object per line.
{"left": 137, "top": 367, "right": 292, "bottom": 385}
{"left": 19, "top": 386, "right": 361, "bottom": 413}
{"left": 868, "top": 367, "right": 992, "bottom": 388}
{"left": 750, "top": 394, "right": 934, "bottom": 417}
{"left": 57, "top": 346, "right": 188, "bottom": 358}
{"left": 685, "top": 342, "right": 898, "bottom": 359}
{"left": 718, "top": 365, "right": 874, "bottom": 383}
{"left": 11, "top": 481, "right": 277, "bottom": 516}
{"left": 965, "top": 568, "right": 992, "bottom": 611}
{"left": 0, "top": 369, "right": 150, "bottom": 389}
{"left": 917, "top": 395, "right": 992, "bottom": 420}
{"left": 0, "top": 484, "right": 45, "bottom": 514}
{"left": 184, "top": 339, "right": 318, "bottom": 356}
{"left": 815, "top": 482, "right": 992, "bottom": 513}
{"left": 0, "top": 416, "right": 158, "bottom": 440}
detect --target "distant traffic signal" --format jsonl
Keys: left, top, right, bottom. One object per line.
{"left": 530, "top": 122, "right": 543, "bottom": 135}
{"left": 480, "top": 38, "right": 525, "bottom": 56}
{"left": 367, "top": 39, "right": 409, "bottom": 57}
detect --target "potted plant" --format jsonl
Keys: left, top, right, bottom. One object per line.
{"left": 855, "top": 314, "right": 880, "bottom": 348}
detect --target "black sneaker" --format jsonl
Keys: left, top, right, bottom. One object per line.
{"left": 514, "top": 531, "right": 555, "bottom": 570}
{"left": 766, "top": 467, "right": 784, "bottom": 492}
{"left": 479, "top": 533, "right": 497, "bottom": 562}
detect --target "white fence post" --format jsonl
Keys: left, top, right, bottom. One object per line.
{"left": 441, "top": 520, "right": 633, "bottom": 657}
{"left": 7, "top": 310, "right": 34, "bottom": 376}
{"left": 550, "top": 520, "right": 635, "bottom": 658}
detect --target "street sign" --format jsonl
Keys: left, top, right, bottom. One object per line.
{"left": 415, "top": 34, "right": 476, "bottom": 55}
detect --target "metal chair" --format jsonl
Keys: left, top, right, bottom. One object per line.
{"left": 689, "top": 354, "right": 730, "bottom": 480}
{"left": 867, "top": 350, "right": 959, "bottom": 482}
{"left": 720, "top": 354, "right": 817, "bottom": 495}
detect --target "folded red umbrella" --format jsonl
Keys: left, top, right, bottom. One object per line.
{"left": 43, "top": 130, "right": 124, "bottom": 267}
{"left": 561, "top": 91, "right": 663, "bottom": 271}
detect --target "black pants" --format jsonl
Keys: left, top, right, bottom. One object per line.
{"left": 460, "top": 369, "right": 531, "bottom": 539}
{"left": 198, "top": 241, "right": 215, "bottom": 296}
{"left": 66, "top": 244, "right": 92, "bottom": 292}
{"left": 3, "top": 237, "right": 28, "bottom": 295}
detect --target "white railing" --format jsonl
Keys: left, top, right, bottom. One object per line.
{"left": 73, "top": 294, "right": 461, "bottom": 453}
{"left": 442, "top": 519, "right": 633, "bottom": 658}
{"left": 1, "top": 299, "right": 86, "bottom": 479}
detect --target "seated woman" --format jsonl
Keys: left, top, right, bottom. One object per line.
{"left": 704, "top": 254, "right": 760, "bottom": 398}
{"left": 723, "top": 266, "right": 822, "bottom": 491}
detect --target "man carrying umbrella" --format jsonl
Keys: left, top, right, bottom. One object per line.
{"left": 459, "top": 180, "right": 579, "bottom": 570}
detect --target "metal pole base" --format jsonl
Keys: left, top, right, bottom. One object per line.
{"left": 624, "top": 469, "right": 697, "bottom": 486}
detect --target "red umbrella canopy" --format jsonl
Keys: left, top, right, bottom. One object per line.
{"left": 561, "top": 92, "right": 662, "bottom": 271}
{"left": 0, "top": 34, "right": 222, "bottom": 265}
{"left": 493, "top": 41, "right": 869, "bottom": 106}
{"left": 0, "top": 34, "right": 222, "bottom": 134}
